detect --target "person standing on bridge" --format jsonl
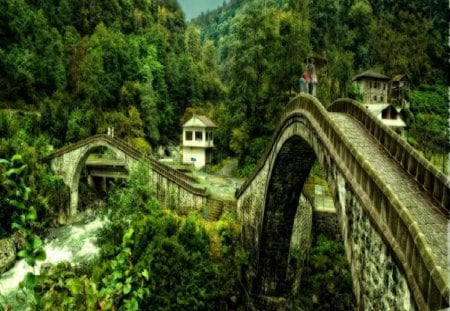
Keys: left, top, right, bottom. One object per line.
{"left": 307, "top": 58, "right": 316, "bottom": 95}
{"left": 299, "top": 70, "right": 309, "bottom": 93}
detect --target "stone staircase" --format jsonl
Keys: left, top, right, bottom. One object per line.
{"left": 205, "top": 199, "right": 237, "bottom": 221}
{"left": 206, "top": 199, "right": 224, "bottom": 221}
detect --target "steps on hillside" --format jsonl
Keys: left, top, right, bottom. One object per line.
{"left": 205, "top": 199, "right": 237, "bottom": 221}
{"left": 206, "top": 199, "right": 224, "bottom": 221}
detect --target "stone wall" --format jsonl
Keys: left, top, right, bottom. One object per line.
{"left": 326, "top": 157, "right": 415, "bottom": 310}
{"left": 0, "top": 238, "right": 16, "bottom": 275}
{"left": 347, "top": 187, "right": 415, "bottom": 310}
{"left": 313, "top": 210, "right": 340, "bottom": 241}
{"left": 288, "top": 193, "right": 313, "bottom": 295}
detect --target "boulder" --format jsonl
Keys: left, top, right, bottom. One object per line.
{"left": 11, "top": 231, "right": 25, "bottom": 250}
{"left": 0, "top": 238, "right": 16, "bottom": 275}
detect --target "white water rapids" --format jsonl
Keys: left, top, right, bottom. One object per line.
{"left": 0, "top": 212, "right": 107, "bottom": 306}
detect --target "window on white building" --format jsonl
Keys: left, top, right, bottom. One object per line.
{"left": 185, "top": 131, "right": 193, "bottom": 141}
{"left": 195, "top": 131, "right": 203, "bottom": 141}
{"left": 374, "top": 95, "right": 377, "bottom": 101}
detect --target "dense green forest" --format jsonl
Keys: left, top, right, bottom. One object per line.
{"left": 0, "top": 0, "right": 225, "bottom": 149}
{"left": 0, "top": 0, "right": 448, "bottom": 172}
{"left": 0, "top": 0, "right": 448, "bottom": 309}
{"left": 193, "top": 0, "right": 448, "bottom": 173}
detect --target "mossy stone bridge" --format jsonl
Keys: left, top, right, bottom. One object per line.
{"left": 46, "top": 134, "right": 218, "bottom": 216}
{"left": 46, "top": 94, "right": 449, "bottom": 310}
{"left": 235, "top": 95, "right": 449, "bottom": 310}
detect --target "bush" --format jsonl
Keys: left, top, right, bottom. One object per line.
{"left": 294, "top": 234, "right": 355, "bottom": 310}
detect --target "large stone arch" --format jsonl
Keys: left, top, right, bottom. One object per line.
{"left": 236, "top": 95, "right": 432, "bottom": 310}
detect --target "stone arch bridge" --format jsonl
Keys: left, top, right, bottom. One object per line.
{"left": 47, "top": 134, "right": 212, "bottom": 216}
{"left": 236, "top": 94, "right": 449, "bottom": 310}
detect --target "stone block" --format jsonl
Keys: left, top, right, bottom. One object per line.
{"left": 0, "top": 238, "right": 16, "bottom": 275}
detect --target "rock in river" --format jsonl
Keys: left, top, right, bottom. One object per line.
{"left": 0, "top": 238, "right": 16, "bottom": 275}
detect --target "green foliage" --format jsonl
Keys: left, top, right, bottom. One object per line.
{"left": 30, "top": 160, "right": 244, "bottom": 310}
{"left": 408, "top": 84, "right": 448, "bottom": 162}
{"left": 98, "top": 228, "right": 149, "bottom": 310}
{"left": 0, "top": 154, "right": 46, "bottom": 269}
{"left": 30, "top": 262, "right": 99, "bottom": 311}
{"left": 0, "top": 0, "right": 225, "bottom": 147}
{"left": 193, "top": 0, "right": 447, "bottom": 174}
{"left": 0, "top": 114, "right": 68, "bottom": 238}
{"left": 349, "top": 82, "right": 364, "bottom": 102}
{"left": 294, "top": 235, "right": 355, "bottom": 310}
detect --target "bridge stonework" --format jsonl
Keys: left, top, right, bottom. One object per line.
{"left": 236, "top": 95, "right": 449, "bottom": 310}
{"left": 48, "top": 135, "right": 208, "bottom": 216}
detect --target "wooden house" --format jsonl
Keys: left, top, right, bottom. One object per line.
{"left": 391, "top": 74, "right": 410, "bottom": 108}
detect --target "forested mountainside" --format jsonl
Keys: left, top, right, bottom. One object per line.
{"left": 192, "top": 0, "right": 448, "bottom": 174}
{"left": 194, "top": 0, "right": 448, "bottom": 85}
{"left": 0, "top": 0, "right": 225, "bottom": 148}
{"left": 0, "top": 0, "right": 447, "bottom": 171}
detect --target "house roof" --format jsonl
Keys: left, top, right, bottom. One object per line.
{"left": 183, "top": 114, "right": 217, "bottom": 128}
{"left": 392, "top": 74, "right": 408, "bottom": 82}
{"left": 353, "top": 70, "right": 391, "bottom": 81}
{"left": 381, "top": 118, "right": 407, "bottom": 128}
{"left": 365, "top": 104, "right": 391, "bottom": 116}
{"left": 364, "top": 104, "right": 406, "bottom": 128}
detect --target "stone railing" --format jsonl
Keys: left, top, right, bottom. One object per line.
{"left": 47, "top": 135, "right": 207, "bottom": 197}
{"left": 328, "top": 98, "right": 449, "bottom": 213}
{"left": 236, "top": 94, "right": 449, "bottom": 310}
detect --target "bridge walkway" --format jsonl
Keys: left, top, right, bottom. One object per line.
{"left": 329, "top": 112, "right": 448, "bottom": 275}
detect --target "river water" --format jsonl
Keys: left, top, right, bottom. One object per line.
{"left": 0, "top": 210, "right": 107, "bottom": 306}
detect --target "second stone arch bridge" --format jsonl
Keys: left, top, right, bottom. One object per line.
{"left": 47, "top": 134, "right": 234, "bottom": 219}
{"left": 236, "top": 94, "right": 449, "bottom": 310}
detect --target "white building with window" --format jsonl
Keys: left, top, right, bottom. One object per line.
{"left": 181, "top": 114, "right": 217, "bottom": 168}
{"left": 353, "top": 70, "right": 406, "bottom": 136}
{"left": 353, "top": 70, "right": 390, "bottom": 104}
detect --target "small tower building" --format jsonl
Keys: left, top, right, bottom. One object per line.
{"left": 182, "top": 114, "right": 217, "bottom": 168}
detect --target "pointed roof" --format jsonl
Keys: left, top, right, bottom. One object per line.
{"left": 365, "top": 104, "right": 406, "bottom": 128}
{"left": 353, "top": 70, "right": 391, "bottom": 81}
{"left": 365, "top": 103, "right": 391, "bottom": 115}
{"left": 183, "top": 114, "right": 218, "bottom": 128}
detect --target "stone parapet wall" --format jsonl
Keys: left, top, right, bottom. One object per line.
{"left": 328, "top": 99, "right": 449, "bottom": 213}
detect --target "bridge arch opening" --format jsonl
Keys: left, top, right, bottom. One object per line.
{"left": 70, "top": 145, "right": 129, "bottom": 214}
{"left": 253, "top": 133, "right": 354, "bottom": 308}
{"left": 254, "top": 135, "right": 316, "bottom": 297}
